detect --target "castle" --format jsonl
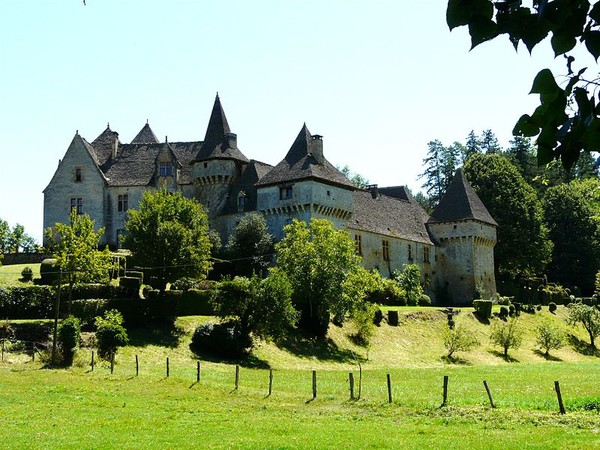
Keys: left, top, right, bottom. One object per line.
{"left": 43, "top": 95, "right": 497, "bottom": 304}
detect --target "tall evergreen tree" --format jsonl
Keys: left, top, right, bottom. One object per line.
{"left": 480, "top": 129, "right": 502, "bottom": 154}
{"left": 419, "top": 140, "right": 460, "bottom": 210}
{"left": 462, "top": 130, "right": 481, "bottom": 163}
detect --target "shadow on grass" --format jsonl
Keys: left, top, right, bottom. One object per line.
{"left": 567, "top": 334, "right": 600, "bottom": 357}
{"left": 441, "top": 355, "right": 472, "bottom": 365}
{"left": 127, "top": 322, "right": 186, "bottom": 349}
{"left": 277, "top": 331, "right": 364, "bottom": 363}
{"left": 489, "top": 349, "right": 519, "bottom": 362}
{"left": 533, "top": 349, "right": 563, "bottom": 361}
{"left": 191, "top": 352, "right": 270, "bottom": 369}
{"left": 472, "top": 313, "right": 490, "bottom": 325}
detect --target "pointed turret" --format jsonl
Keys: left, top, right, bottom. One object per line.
{"left": 131, "top": 122, "right": 159, "bottom": 144}
{"left": 203, "top": 93, "right": 231, "bottom": 145}
{"left": 92, "top": 124, "right": 120, "bottom": 166}
{"left": 428, "top": 169, "right": 497, "bottom": 225}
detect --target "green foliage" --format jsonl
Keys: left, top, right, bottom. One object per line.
{"left": 447, "top": 0, "right": 600, "bottom": 170}
{"left": 349, "top": 302, "right": 378, "bottom": 347}
{"left": 538, "top": 284, "right": 570, "bottom": 305}
{"left": 0, "top": 219, "right": 37, "bottom": 253}
{"left": 567, "top": 302, "right": 600, "bottom": 348}
{"left": 275, "top": 218, "right": 364, "bottom": 337}
{"left": 419, "top": 139, "right": 461, "bottom": 209}
{"left": 44, "top": 210, "right": 113, "bottom": 301}
{"left": 189, "top": 321, "right": 250, "bottom": 359}
{"left": 0, "top": 285, "right": 55, "bottom": 319}
{"left": 210, "top": 270, "right": 298, "bottom": 343}
{"left": 338, "top": 165, "right": 370, "bottom": 189}
{"left": 544, "top": 180, "right": 600, "bottom": 295}
{"left": 535, "top": 319, "right": 564, "bottom": 357}
{"left": 490, "top": 319, "right": 524, "bottom": 357}
{"left": 443, "top": 324, "right": 480, "bottom": 358}
{"left": 396, "top": 264, "right": 423, "bottom": 307}
{"left": 473, "top": 299, "right": 493, "bottom": 319}
{"left": 367, "top": 273, "right": 406, "bottom": 306}
{"left": 39, "top": 259, "right": 60, "bottom": 285}
{"left": 58, "top": 316, "right": 81, "bottom": 366}
{"left": 225, "top": 213, "right": 274, "bottom": 277}
{"left": 20, "top": 267, "right": 33, "bottom": 282}
{"left": 464, "top": 154, "right": 552, "bottom": 277}
{"left": 419, "top": 294, "right": 432, "bottom": 306}
{"left": 549, "top": 302, "right": 558, "bottom": 313}
{"left": 123, "top": 188, "right": 212, "bottom": 292}
{"left": 118, "top": 276, "right": 141, "bottom": 294}
{"left": 94, "top": 309, "right": 129, "bottom": 358}
{"left": 170, "top": 277, "right": 204, "bottom": 292}
{"left": 499, "top": 306, "right": 509, "bottom": 319}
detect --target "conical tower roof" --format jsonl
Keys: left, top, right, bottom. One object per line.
{"left": 428, "top": 168, "right": 497, "bottom": 225}
{"left": 203, "top": 93, "right": 230, "bottom": 145}
{"left": 131, "top": 122, "right": 159, "bottom": 144}
{"left": 91, "top": 124, "right": 120, "bottom": 166}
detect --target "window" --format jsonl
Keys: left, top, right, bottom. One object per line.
{"left": 424, "top": 246, "right": 430, "bottom": 263}
{"left": 159, "top": 162, "right": 174, "bottom": 177}
{"left": 382, "top": 239, "right": 390, "bottom": 261}
{"left": 354, "top": 234, "right": 362, "bottom": 256}
{"left": 118, "top": 194, "right": 129, "bottom": 212}
{"left": 75, "top": 168, "right": 82, "bottom": 182}
{"left": 203, "top": 162, "right": 208, "bottom": 168}
{"left": 70, "top": 197, "right": 83, "bottom": 215}
{"left": 279, "top": 186, "right": 293, "bottom": 200}
{"left": 408, "top": 243, "right": 413, "bottom": 261}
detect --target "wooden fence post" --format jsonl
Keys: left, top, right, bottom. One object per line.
{"left": 555, "top": 381, "right": 566, "bottom": 414}
{"left": 110, "top": 352, "right": 115, "bottom": 374}
{"left": 166, "top": 357, "right": 170, "bottom": 378}
{"left": 135, "top": 354, "right": 139, "bottom": 377}
{"left": 235, "top": 365, "right": 240, "bottom": 390}
{"left": 31, "top": 343, "right": 35, "bottom": 362}
{"left": 197, "top": 361, "right": 201, "bottom": 383}
{"left": 268, "top": 369, "right": 273, "bottom": 397}
{"left": 91, "top": 351, "right": 94, "bottom": 371}
{"left": 387, "top": 374, "right": 393, "bottom": 404}
{"left": 441, "top": 375, "right": 449, "bottom": 407}
{"left": 2, "top": 338, "right": 4, "bottom": 361}
{"left": 349, "top": 372, "right": 355, "bottom": 400}
{"left": 483, "top": 380, "right": 496, "bottom": 408}
{"left": 312, "top": 370, "right": 317, "bottom": 399}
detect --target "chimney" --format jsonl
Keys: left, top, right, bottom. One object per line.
{"left": 225, "top": 132, "right": 237, "bottom": 149}
{"left": 368, "top": 184, "right": 379, "bottom": 199}
{"left": 311, "top": 135, "right": 324, "bottom": 164}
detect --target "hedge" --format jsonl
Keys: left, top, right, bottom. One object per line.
{"left": 70, "top": 284, "right": 130, "bottom": 300}
{"left": 0, "top": 286, "right": 55, "bottom": 319}
{"left": 473, "top": 299, "right": 493, "bottom": 319}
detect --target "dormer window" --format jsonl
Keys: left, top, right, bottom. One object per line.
{"left": 237, "top": 192, "right": 246, "bottom": 211}
{"left": 159, "top": 162, "right": 174, "bottom": 177}
{"left": 74, "top": 168, "right": 82, "bottom": 182}
{"left": 280, "top": 186, "right": 293, "bottom": 200}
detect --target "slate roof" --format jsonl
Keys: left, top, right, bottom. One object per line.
{"left": 222, "top": 160, "right": 274, "bottom": 214}
{"left": 378, "top": 186, "right": 412, "bottom": 201}
{"left": 349, "top": 189, "right": 433, "bottom": 245}
{"left": 255, "top": 124, "right": 355, "bottom": 189}
{"left": 131, "top": 122, "right": 159, "bottom": 144}
{"left": 194, "top": 94, "right": 249, "bottom": 163}
{"left": 427, "top": 168, "right": 497, "bottom": 226}
{"left": 91, "top": 125, "right": 120, "bottom": 167}
{"left": 101, "top": 141, "right": 200, "bottom": 186}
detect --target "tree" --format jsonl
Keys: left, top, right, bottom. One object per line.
{"left": 447, "top": 1, "right": 600, "bottom": 169}
{"left": 395, "top": 264, "right": 423, "bottom": 306}
{"left": 95, "top": 309, "right": 129, "bottom": 358}
{"left": 480, "top": 129, "right": 502, "bottom": 154}
{"left": 225, "top": 213, "right": 274, "bottom": 277}
{"left": 535, "top": 319, "right": 564, "bottom": 357}
{"left": 490, "top": 319, "right": 524, "bottom": 357}
{"left": 443, "top": 324, "right": 480, "bottom": 358}
{"left": 544, "top": 180, "right": 600, "bottom": 294}
{"left": 463, "top": 153, "right": 552, "bottom": 278}
{"left": 45, "top": 210, "right": 112, "bottom": 304}
{"left": 123, "top": 188, "right": 212, "bottom": 292}
{"left": 58, "top": 316, "right": 81, "bottom": 366}
{"left": 567, "top": 302, "right": 600, "bottom": 348}
{"left": 339, "top": 165, "right": 370, "bottom": 189}
{"left": 0, "top": 220, "right": 37, "bottom": 254}
{"left": 463, "top": 130, "right": 481, "bottom": 163}
{"left": 506, "top": 135, "right": 537, "bottom": 183}
{"left": 419, "top": 140, "right": 460, "bottom": 209}
{"left": 275, "top": 218, "right": 364, "bottom": 337}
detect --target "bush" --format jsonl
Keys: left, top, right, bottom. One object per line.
{"left": 170, "top": 277, "right": 201, "bottom": 292}
{"left": 0, "top": 286, "right": 55, "bottom": 319}
{"left": 535, "top": 320, "right": 564, "bottom": 356}
{"left": 373, "top": 308, "right": 384, "bottom": 326}
{"left": 70, "top": 299, "right": 108, "bottom": 329}
{"left": 388, "top": 310, "right": 399, "bottom": 326}
{"left": 498, "top": 306, "right": 509, "bottom": 319}
{"left": 94, "top": 310, "right": 129, "bottom": 358}
{"left": 509, "top": 304, "right": 516, "bottom": 317}
{"left": 58, "top": 316, "right": 81, "bottom": 366}
{"left": 175, "top": 288, "right": 214, "bottom": 316}
{"left": 418, "top": 294, "right": 432, "bottom": 306}
{"left": 70, "top": 284, "right": 130, "bottom": 300}
{"left": 119, "top": 276, "right": 141, "bottom": 295}
{"left": 473, "top": 300, "right": 493, "bottom": 319}
{"left": 39, "top": 259, "right": 60, "bottom": 285}
{"left": 189, "top": 321, "right": 250, "bottom": 359}
{"left": 490, "top": 319, "right": 523, "bottom": 357}
{"left": 11, "top": 321, "right": 52, "bottom": 345}
{"left": 350, "top": 303, "right": 378, "bottom": 346}
{"left": 20, "top": 267, "right": 33, "bottom": 282}
{"left": 443, "top": 324, "right": 479, "bottom": 358}
{"left": 396, "top": 265, "right": 423, "bottom": 306}
{"left": 538, "top": 284, "right": 570, "bottom": 306}
{"left": 549, "top": 302, "right": 557, "bottom": 313}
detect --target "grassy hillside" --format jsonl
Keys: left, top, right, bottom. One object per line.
{"left": 0, "top": 263, "right": 40, "bottom": 285}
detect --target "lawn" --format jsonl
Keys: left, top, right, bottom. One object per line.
{"left": 1, "top": 309, "right": 600, "bottom": 449}
{"left": 0, "top": 263, "right": 40, "bottom": 285}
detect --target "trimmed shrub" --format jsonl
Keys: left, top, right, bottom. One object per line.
{"left": 373, "top": 308, "right": 384, "bottom": 326}
{"left": 0, "top": 286, "right": 55, "bottom": 319}
{"left": 40, "top": 259, "right": 60, "bottom": 285}
{"left": 512, "top": 302, "right": 522, "bottom": 316}
{"left": 175, "top": 289, "right": 214, "bottom": 316}
{"left": 70, "top": 299, "right": 108, "bottom": 329}
{"left": 95, "top": 309, "right": 129, "bottom": 359}
{"left": 119, "top": 276, "right": 141, "bottom": 295}
{"left": 388, "top": 310, "right": 399, "bottom": 326}
{"left": 170, "top": 277, "right": 201, "bottom": 292}
{"left": 509, "top": 304, "right": 516, "bottom": 317}
{"left": 58, "top": 316, "right": 81, "bottom": 366}
{"left": 473, "top": 300, "right": 493, "bottom": 319}
{"left": 549, "top": 302, "right": 557, "bottom": 313}
{"left": 189, "top": 321, "right": 250, "bottom": 359}
{"left": 418, "top": 294, "right": 432, "bottom": 306}
{"left": 20, "top": 267, "right": 33, "bottom": 282}
{"left": 499, "top": 306, "right": 509, "bottom": 319}
{"left": 70, "top": 284, "right": 130, "bottom": 300}
{"left": 11, "top": 322, "right": 52, "bottom": 345}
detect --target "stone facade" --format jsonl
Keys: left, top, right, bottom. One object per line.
{"left": 43, "top": 95, "right": 497, "bottom": 305}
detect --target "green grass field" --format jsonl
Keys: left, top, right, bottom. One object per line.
{"left": 0, "top": 309, "right": 599, "bottom": 449}
{"left": 0, "top": 263, "right": 40, "bottom": 285}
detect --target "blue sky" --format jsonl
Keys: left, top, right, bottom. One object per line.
{"left": 0, "top": 1, "right": 590, "bottom": 243}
